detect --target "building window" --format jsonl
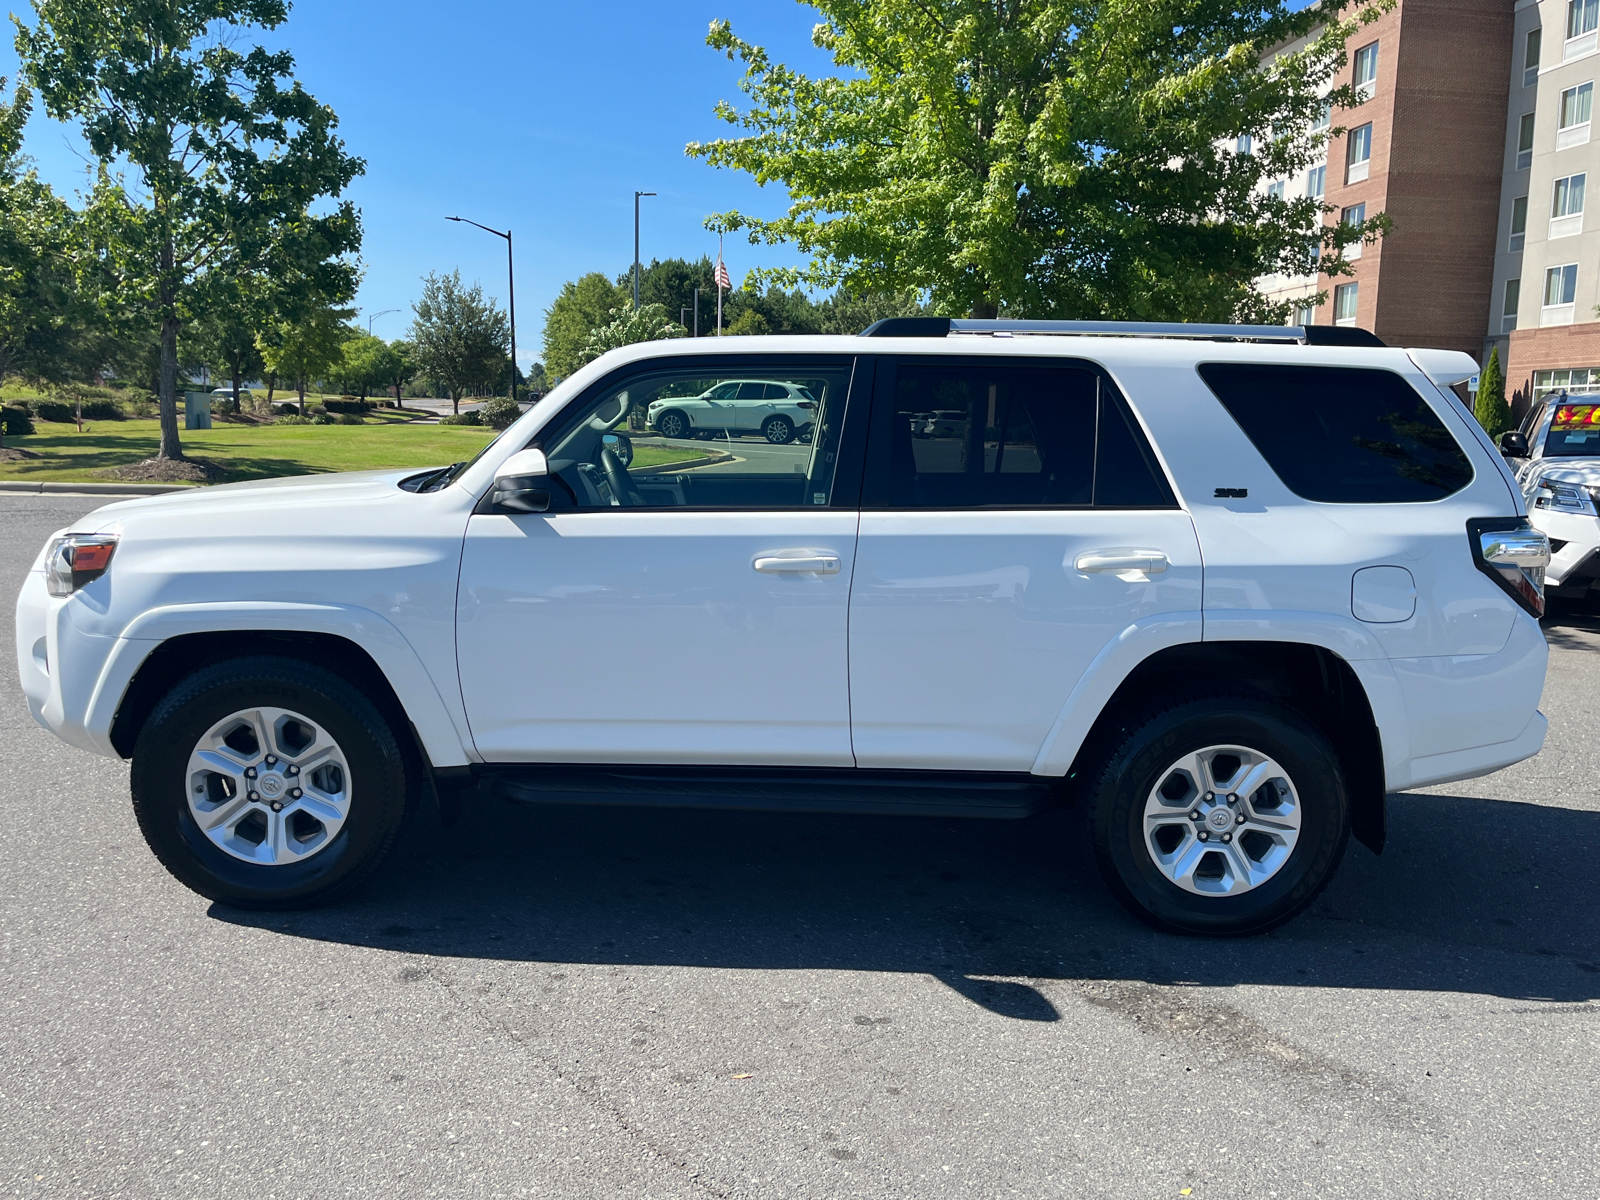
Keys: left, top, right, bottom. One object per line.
{"left": 1341, "top": 203, "right": 1367, "bottom": 260}
{"left": 1518, "top": 112, "right": 1537, "bottom": 169}
{"left": 1312, "top": 100, "right": 1331, "bottom": 134}
{"left": 1236, "top": 134, "right": 1253, "bottom": 155}
{"left": 1570, "top": 0, "right": 1599, "bottom": 57}
{"left": 1558, "top": 82, "right": 1594, "bottom": 148}
{"left": 1267, "top": 179, "right": 1286, "bottom": 201}
{"left": 1543, "top": 262, "right": 1578, "bottom": 325}
{"left": 1346, "top": 123, "right": 1373, "bottom": 183}
{"left": 1534, "top": 367, "right": 1600, "bottom": 398}
{"left": 1504, "top": 278, "right": 1521, "bottom": 333}
{"left": 1511, "top": 195, "right": 1529, "bottom": 250}
{"left": 1353, "top": 42, "right": 1379, "bottom": 101}
{"left": 1553, "top": 173, "right": 1587, "bottom": 238}
{"left": 1334, "top": 282, "right": 1359, "bottom": 326}
{"left": 1295, "top": 301, "right": 1316, "bottom": 327}
{"left": 1307, "top": 164, "right": 1325, "bottom": 198}
{"left": 1527, "top": 29, "right": 1543, "bottom": 87}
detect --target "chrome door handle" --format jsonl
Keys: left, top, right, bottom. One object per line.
{"left": 1074, "top": 550, "right": 1170, "bottom": 574}
{"left": 754, "top": 554, "right": 841, "bottom": 574}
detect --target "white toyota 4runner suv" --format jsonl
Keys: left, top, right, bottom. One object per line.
{"left": 14, "top": 319, "right": 1551, "bottom": 935}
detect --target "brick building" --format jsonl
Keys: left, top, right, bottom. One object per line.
{"left": 1258, "top": 0, "right": 1513, "bottom": 357}
{"left": 1492, "top": 0, "right": 1600, "bottom": 412}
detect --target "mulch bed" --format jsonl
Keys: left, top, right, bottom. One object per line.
{"left": 101, "top": 456, "right": 220, "bottom": 483}
{"left": 0, "top": 446, "right": 40, "bottom": 461}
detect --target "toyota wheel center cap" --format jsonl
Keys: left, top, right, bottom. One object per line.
{"left": 258, "top": 774, "right": 285, "bottom": 798}
{"left": 1207, "top": 808, "right": 1233, "bottom": 831}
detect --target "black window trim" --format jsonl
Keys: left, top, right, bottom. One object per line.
{"left": 1195, "top": 361, "right": 1477, "bottom": 505}
{"left": 858, "top": 353, "right": 1180, "bottom": 512}
{"left": 514, "top": 351, "right": 872, "bottom": 514}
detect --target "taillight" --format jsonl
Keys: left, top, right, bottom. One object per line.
{"left": 44, "top": 534, "right": 119, "bottom": 597}
{"left": 1468, "top": 518, "right": 1549, "bottom": 618}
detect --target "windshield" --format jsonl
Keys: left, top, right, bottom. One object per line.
{"left": 1542, "top": 403, "right": 1600, "bottom": 457}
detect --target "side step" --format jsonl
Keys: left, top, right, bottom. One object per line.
{"left": 477, "top": 764, "right": 1056, "bottom": 820}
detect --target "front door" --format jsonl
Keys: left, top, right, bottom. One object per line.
{"left": 457, "top": 355, "right": 864, "bottom": 765}
{"left": 848, "top": 356, "right": 1203, "bottom": 772}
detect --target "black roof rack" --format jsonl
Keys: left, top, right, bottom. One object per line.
{"left": 859, "top": 317, "right": 1386, "bottom": 348}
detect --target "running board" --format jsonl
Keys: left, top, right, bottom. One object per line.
{"left": 477, "top": 764, "right": 1055, "bottom": 819}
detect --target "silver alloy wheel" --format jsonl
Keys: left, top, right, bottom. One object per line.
{"left": 185, "top": 707, "right": 352, "bottom": 866}
{"left": 1142, "top": 744, "right": 1302, "bottom": 896}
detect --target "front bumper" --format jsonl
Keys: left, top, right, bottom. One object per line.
{"left": 1527, "top": 508, "right": 1600, "bottom": 587}
{"left": 14, "top": 569, "right": 124, "bottom": 759}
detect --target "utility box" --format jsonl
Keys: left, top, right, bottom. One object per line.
{"left": 184, "top": 392, "right": 213, "bottom": 430}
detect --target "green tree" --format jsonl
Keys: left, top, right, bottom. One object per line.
{"left": 258, "top": 303, "right": 350, "bottom": 413}
{"left": 814, "top": 288, "right": 926, "bottom": 334}
{"left": 409, "top": 270, "right": 510, "bottom": 414}
{"left": 1475, "top": 346, "right": 1511, "bottom": 439}
{"left": 15, "top": 0, "right": 364, "bottom": 461}
{"left": 688, "top": 0, "right": 1384, "bottom": 321}
{"left": 0, "top": 76, "right": 90, "bottom": 387}
{"left": 576, "top": 303, "right": 686, "bottom": 367}
{"left": 187, "top": 272, "right": 266, "bottom": 412}
{"left": 376, "top": 338, "right": 416, "bottom": 407}
{"left": 542, "top": 272, "right": 627, "bottom": 380}
{"left": 335, "top": 331, "right": 389, "bottom": 399}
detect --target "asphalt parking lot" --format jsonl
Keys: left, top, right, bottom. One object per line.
{"left": 3, "top": 492, "right": 1597, "bottom": 1199}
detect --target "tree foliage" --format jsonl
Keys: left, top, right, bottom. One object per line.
{"left": 409, "top": 270, "right": 509, "bottom": 412}
{"left": 542, "top": 272, "right": 627, "bottom": 379}
{"left": 577, "top": 303, "right": 686, "bottom": 367}
{"left": 688, "top": 0, "right": 1388, "bottom": 321}
{"left": 1475, "top": 346, "right": 1510, "bottom": 439}
{"left": 15, "top": 0, "right": 364, "bottom": 458}
{"left": 257, "top": 302, "right": 350, "bottom": 412}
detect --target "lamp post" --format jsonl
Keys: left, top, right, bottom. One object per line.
{"left": 367, "top": 308, "right": 400, "bottom": 334}
{"left": 445, "top": 215, "right": 519, "bottom": 403}
{"left": 633, "top": 191, "right": 656, "bottom": 310}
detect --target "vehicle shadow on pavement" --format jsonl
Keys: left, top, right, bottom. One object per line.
{"left": 209, "top": 789, "right": 1600, "bottom": 1019}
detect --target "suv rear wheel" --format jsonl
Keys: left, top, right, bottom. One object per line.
{"left": 762, "top": 415, "right": 794, "bottom": 444}
{"left": 1089, "top": 696, "right": 1349, "bottom": 935}
{"left": 130, "top": 656, "right": 413, "bottom": 909}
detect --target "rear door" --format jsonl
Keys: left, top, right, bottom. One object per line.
{"left": 847, "top": 356, "right": 1203, "bottom": 772}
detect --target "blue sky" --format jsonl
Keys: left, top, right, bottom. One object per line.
{"left": 0, "top": 0, "right": 836, "bottom": 368}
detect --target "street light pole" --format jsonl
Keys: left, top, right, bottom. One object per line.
{"left": 367, "top": 308, "right": 400, "bottom": 334}
{"left": 446, "top": 216, "right": 518, "bottom": 404}
{"left": 692, "top": 287, "right": 700, "bottom": 338}
{"left": 633, "top": 191, "right": 656, "bottom": 311}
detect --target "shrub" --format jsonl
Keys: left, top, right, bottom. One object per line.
{"left": 439, "top": 411, "right": 481, "bottom": 426}
{"left": 33, "top": 400, "right": 74, "bottom": 422}
{"left": 276, "top": 403, "right": 300, "bottom": 416}
{"left": 331, "top": 412, "right": 364, "bottom": 425}
{"left": 480, "top": 396, "right": 520, "bottom": 430}
{"left": 323, "top": 398, "right": 372, "bottom": 414}
{"left": 274, "top": 414, "right": 312, "bottom": 425}
{"left": 80, "top": 400, "right": 126, "bottom": 421}
{"left": 310, "top": 413, "right": 335, "bottom": 425}
{"left": 1, "top": 405, "right": 34, "bottom": 436}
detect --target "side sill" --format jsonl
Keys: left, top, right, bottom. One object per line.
{"left": 476, "top": 764, "right": 1056, "bottom": 820}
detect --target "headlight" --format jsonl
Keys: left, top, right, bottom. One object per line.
{"left": 1533, "top": 478, "right": 1596, "bottom": 513}
{"left": 45, "top": 534, "right": 119, "bottom": 597}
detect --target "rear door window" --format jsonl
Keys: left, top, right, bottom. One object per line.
{"left": 862, "top": 358, "right": 1175, "bottom": 509}
{"left": 1197, "top": 363, "right": 1474, "bottom": 503}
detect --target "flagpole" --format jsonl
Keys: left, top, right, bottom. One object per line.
{"left": 716, "top": 234, "right": 725, "bottom": 336}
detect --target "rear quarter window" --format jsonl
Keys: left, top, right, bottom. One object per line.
{"left": 1196, "top": 363, "right": 1474, "bottom": 503}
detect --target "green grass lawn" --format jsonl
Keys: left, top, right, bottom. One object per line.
{"left": 0, "top": 417, "right": 498, "bottom": 484}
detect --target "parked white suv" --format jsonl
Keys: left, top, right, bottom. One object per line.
{"left": 647, "top": 378, "right": 818, "bottom": 443}
{"left": 14, "top": 320, "right": 1551, "bottom": 934}
{"left": 1499, "top": 392, "right": 1600, "bottom": 598}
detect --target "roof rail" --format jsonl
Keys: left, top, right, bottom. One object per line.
{"left": 859, "top": 316, "right": 1386, "bottom": 347}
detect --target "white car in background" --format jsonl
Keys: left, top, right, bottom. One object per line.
{"left": 1500, "top": 392, "right": 1600, "bottom": 598}
{"left": 648, "top": 379, "right": 818, "bottom": 444}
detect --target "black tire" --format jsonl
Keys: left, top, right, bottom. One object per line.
{"left": 656, "top": 410, "right": 690, "bottom": 439}
{"left": 762, "top": 415, "right": 794, "bottom": 444}
{"left": 1088, "top": 695, "right": 1350, "bottom": 936}
{"left": 130, "top": 656, "right": 414, "bottom": 909}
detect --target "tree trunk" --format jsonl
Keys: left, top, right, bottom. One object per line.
{"left": 451, "top": 390, "right": 460, "bottom": 416}
{"left": 297, "top": 379, "right": 307, "bottom": 416}
{"left": 393, "top": 381, "right": 404, "bottom": 410}
{"left": 266, "top": 372, "right": 276, "bottom": 407}
{"left": 157, "top": 309, "right": 183, "bottom": 460}
{"left": 231, "top": 358, "right": 243, "bottom": 414}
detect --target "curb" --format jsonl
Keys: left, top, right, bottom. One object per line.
{"left": 638, "top": 451, "right": 737, "bottom": 473}
{"left": 0, "top": 480, "right": 195, "bottom": 496}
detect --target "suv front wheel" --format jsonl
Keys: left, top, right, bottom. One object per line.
{"left": 1089, "top": 696, "right": 1350, "bottom": 936}
{"left": 130, "top": 656, "right": 413, "bottom": 909}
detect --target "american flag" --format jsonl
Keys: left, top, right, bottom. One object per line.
{"left": 713, "top": 256, "right": 731, "bottom": 290}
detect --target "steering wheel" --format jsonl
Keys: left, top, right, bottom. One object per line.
{"left": 599, "top": 446, "right": 645, "bottom": 506}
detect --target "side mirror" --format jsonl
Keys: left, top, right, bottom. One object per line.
{"left": 490, "top": 448, "right": 551, "bottom": 513}
{"left": 1499, "top": 430, "right": 1530, "bottom": 458}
